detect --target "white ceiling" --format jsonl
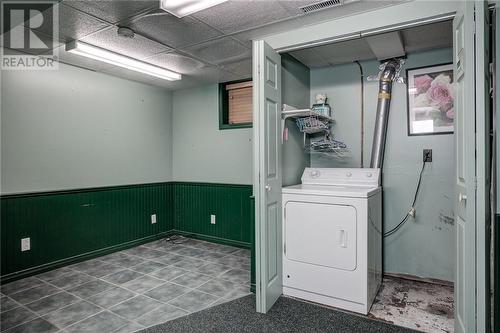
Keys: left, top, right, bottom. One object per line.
{"left": 6, "top": 0, "right": 412, "bottom": 90}
{"left": 288, "top": 19, "right": 453, "bottom": 68}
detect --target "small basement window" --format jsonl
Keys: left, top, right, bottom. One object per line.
{"left": 219, "top": 79, "right": 253, "bottom": 129}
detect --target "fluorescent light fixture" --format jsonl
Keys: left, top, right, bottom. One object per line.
{"left": 160, "top": 0, "right": 228, "bottom": 18}
{"left": 66, "top": 41, "right": 182, "bottom": 81}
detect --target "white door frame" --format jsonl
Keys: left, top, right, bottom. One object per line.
{"left": 253, "top": 0, "right": 488, "bottom": 330}
{"left": 474, "top": 1, "right": 491, "bottom": 331}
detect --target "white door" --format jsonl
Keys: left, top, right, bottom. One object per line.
{"left": 253, "top": 40, "right": 282, "bottom": 313}
{"left": 454, "top": 1, "right": 490, "bottom": 332}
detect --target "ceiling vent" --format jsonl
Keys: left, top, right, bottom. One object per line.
{"left": 299, "top": 0, "right": 343, "bottom": 14}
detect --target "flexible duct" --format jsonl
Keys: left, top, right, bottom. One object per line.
{"left": 370, "top": 59, "right": 400, "bottom": 169}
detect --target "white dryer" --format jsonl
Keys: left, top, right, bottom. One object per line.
{"left": 282, "top": 167, "right": 382, "bottom": 315}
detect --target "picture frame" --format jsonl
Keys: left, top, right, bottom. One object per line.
{"left": 406, "top": 63, "right": 454, "bottom": 136}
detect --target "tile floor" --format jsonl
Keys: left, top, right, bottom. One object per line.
{"left": 0, "top": 237, "right": 251, "bottom": 333}
{"left": 370, "top": 276, "right": 454, "bottom": 333}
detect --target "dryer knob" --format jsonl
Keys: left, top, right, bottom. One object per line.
{"left": 346, "top": 172, "right": 352, "bottom": 177}
{"left": 310, "top": 170, "right": 320, "bottom": 178}
{"left": 367, "top": 173, "right": 373, "bottom": 178}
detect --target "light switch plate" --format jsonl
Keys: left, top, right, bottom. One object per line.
{"left": 210, "top": 214, "right": 216, "bottom": 224}
{"left": 151, "top": 214, "right": 157, "bottom": 224}
{"left": 21, "top": 237, "right": 30, "bottom": 251}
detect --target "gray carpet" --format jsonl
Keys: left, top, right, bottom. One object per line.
{"left": 141, "top": 295, "right": 420, "bottom": 333}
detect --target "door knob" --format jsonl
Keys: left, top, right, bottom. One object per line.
{"left": 459, "top": 193, "right": 467, "bottom": 202}
{"left": 265, "top": 184, "right": 271, "bottom": 192}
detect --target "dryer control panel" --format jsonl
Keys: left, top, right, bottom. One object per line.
{"left": 301, "top": 168, "right": 380, "bottom": 187}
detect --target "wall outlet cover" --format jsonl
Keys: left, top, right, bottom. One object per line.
{"left": 151, "top": 214, "right": 157, "bottom": 224}
{"left": 210, "top": 214, "right": 216, "bottom": 224}
{"left": 423, "top": 149, "right": 432, "bottom": 162}
{"left": 21, "top": 237, "right": 30, "bottom": 252}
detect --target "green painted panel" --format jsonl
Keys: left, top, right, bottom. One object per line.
{"left": 1, "top": 182, "right": 254, "bottom": 282}
{"left": 173, "top": 182, "right": 253, "bottom": 246}
{"left": 495, "top": 214, "right": 500, "bottom": 333}
{"left": 250, "top": 196, "right": 256, "bottom": 293}
{"left": 1, "top": 183, "right": 173, "bottom": 280}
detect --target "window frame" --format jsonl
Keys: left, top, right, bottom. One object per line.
{"left": 219, "top": 78, "right": 253, "bottom": 130}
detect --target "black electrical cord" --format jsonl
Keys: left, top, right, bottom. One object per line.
{"left": 354, "top": 60, "right": 364, "bottom": 168}
{"left": 383, "top": 160, "right": 427, "bottom": 237}
{"left": 164, "top": 234, "right": 194, "bottom": 245}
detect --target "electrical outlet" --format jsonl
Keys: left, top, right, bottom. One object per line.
{"left": 21, "top": 237, "right": 30, "bottom": 252}
{"left": 210, "top": 214, "right": 216, "bottom": 225}
{"left": 423, "top": 149, "right": 432, "bottom": 162}
{"left": 151, "top": 214, "right": 157, "bottom": 224}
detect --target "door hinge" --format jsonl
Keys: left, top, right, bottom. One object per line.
{"left": 284, "top": 242, "right": 286, "bottom": 255}
{"left": 473, "top": 11, "right": 476, "bottom": 34}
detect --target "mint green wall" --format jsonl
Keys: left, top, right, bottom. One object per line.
{"left": 1, "top": 62, "right": 173, "bottom": 194}
{"left": 310, "top": 48, "right": 455, "bottom": 281}
{"left": 172, "top": 85, "right": 253, "bottom": 184}
{"left": 0, "top": 62, "right": 254, "bottom": 283}
{"left": 281, "top": 54, "right": 311, "bottom": 186}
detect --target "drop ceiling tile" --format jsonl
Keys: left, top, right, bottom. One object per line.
{"left": 401, "top": 20, "right": 452, "bottom": 53}
{"left": 234, "top": 0, "right": 406, "bottom": 46}
{"left": 63, "top": 0, "right": 158, "bottom": 24}
{"left": 33, "top": 3, "right": 109, "bottom": 42}
{"left": 313, "top": 38, "right": 375, "bottom": 65}
{"left": 129, "top": 11, "right": 223, "bottom": 48}
{"left": 232, "top": 19, "right": 301, "bottom": 48}
{"left": 222, "top": 58, "right": 252, "bottom": 78}
{"left": 80, "top": 26, "right": 171, "bottom": 60}
{"left": 192, "top": 0, "right": 292, "bottom": 34}
{"left": 187, "top": 66, "right": 241, "bottom": 83}
{"left": 143, "top": 52, "right": 208, "bottom": 74}
{"left": 288, "top": 48, "right": 329, "bottom": 68}
{"left": 182, "top": 37, "right": 250, "bottom": 65}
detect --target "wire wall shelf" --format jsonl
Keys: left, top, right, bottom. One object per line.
{"left": 296, "top": 116, "right": 330, "bottom": 134}
{"left": 281, "top": 108, "right": 334, "bottom": 123}
{"left": 282, "top": 104, "right": 349, "bottom": 159}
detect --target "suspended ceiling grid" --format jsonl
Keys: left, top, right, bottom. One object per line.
{"left": 1, "top": 0, "right": 411, "bottom": 90}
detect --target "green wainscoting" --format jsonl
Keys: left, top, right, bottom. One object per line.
{"left": 1, "top": 183, "right": 174, "bottom": 282}
{"left": 1, "top": 182, "right": 254, "bottom": 283}
{"left": 173, "top": 182, "right": 252, "bottom": 248}
{"left": 250, "top": 196, "right": 255, "bottom": 293}
{"left": 495, "top": 214, "right": 500, "bottom": 333}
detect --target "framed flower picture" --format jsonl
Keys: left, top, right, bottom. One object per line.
{"left": 406, "top": 63, "right": 454, "bottom": 136}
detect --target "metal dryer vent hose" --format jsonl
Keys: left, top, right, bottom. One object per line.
{"left": 370, "top": 59, "right": 403, "bottom": 169}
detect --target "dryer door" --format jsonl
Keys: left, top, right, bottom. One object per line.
{"left": 284, "top": 201, "right": 357, "bottom": 271}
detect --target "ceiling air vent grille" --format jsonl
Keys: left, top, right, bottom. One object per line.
{"left": 299, "top": 0, "right": 343, "bottom": 14}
